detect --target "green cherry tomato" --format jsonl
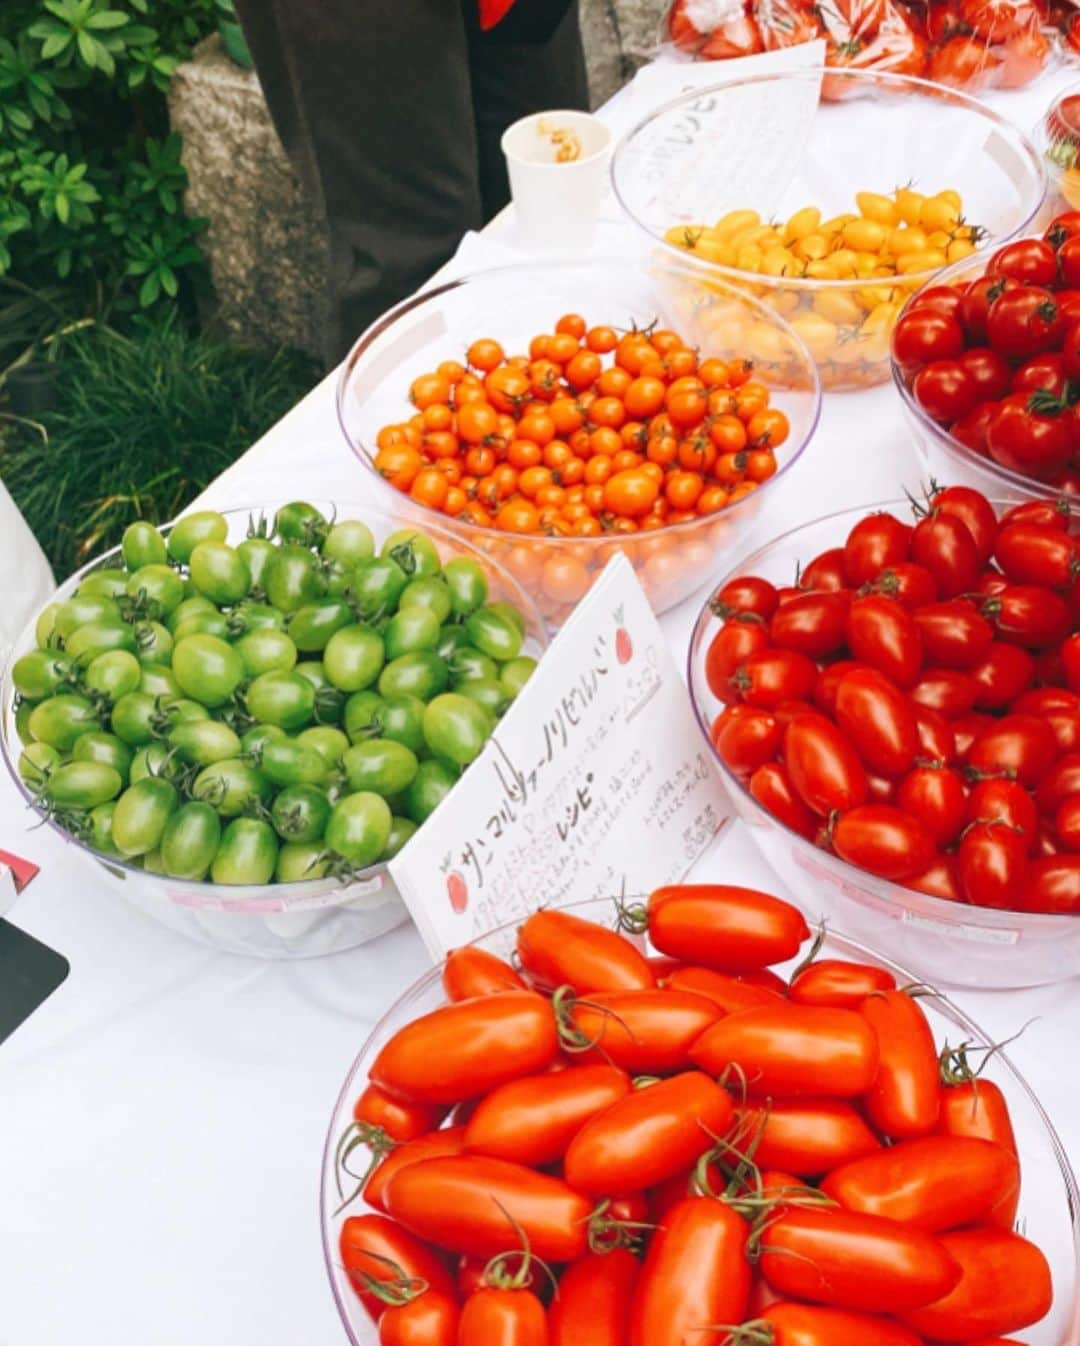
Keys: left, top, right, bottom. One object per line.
{"left": 28, "top": 694, "right": 100, "bottom": 750}
{"left": 296, "top": 724, "right": 349, "bottom": 765}
{"left": 121, "top": 521, "right": 168, "bottom": 570}
{"left": 65, "top": 620, "right": 138, "bottom": 664}
{"left": 127, "top": 564, "right": 185, "bottom": 619}
{"left": 488, "top": 601, "right": 527, "bottom": 638}
{"left": 264, "top": 544, "right": 326, "bottom": 613}
{"left": 324, "top": 625, "right": 385, "bottom": 692}
{"left": 500, "top": 656, "right": 537, "bottom": 698}
{"left": 192, "top": 758, "right": 271, "bottom": 816}
{"left": 378, "top": 651, "right": 448, "bottom": 702}
{"left": 288, "top": 600, "right": 354, "bottom": 653}
{"left": 275, "top": 841, "right": 330, "bottom": 882}
{"left": 322, "top": 556, "right": 352, "bottom": 598}
{"left": 231, "top": 602, "right": 286, "bottom": 634}
{"left": 55, "top": 594, "right": 120, "bottom": 641}
{"left": 77, "top": 569, "right": 129, "bottom": 600}
{"left": 325, "top": 791, "right": 391, "bottom": 867}
{"left": 456, "top": 677, "right": 507, "bottom": 719}
{"left": 323, "top": 519, "right": 375, "bottom": 568}
{"left": 172, "top": 634, "right": 245, "bottom": 708}
{"left": 235, "top": 628, "right": 298, "bottom": 677}
{"left": 384, "top": 606, "right": 441, "bottom": 660}
{"left": 399, "top": 575, "right": 453, "bottom": 624}
{"left": 167, "top": 596, "right": 217, "bottom": 634}
{"left": 45, "top": 760, "right": 123, "bottom": 810}
{"left": 167, "top": 510, "right": 228, "bottom": 564}
{"left": 138, "top": 665, "right": 181, "bottom": 700}
{"left": 15, "top": 698, "right": 36, "bottom": 745}
{"left": 143, "top": 847, "right": 168, "bottom": 875}
{"left": 18, "top": 741, "right": 60, "bottom": 790}
{"left": 88, "top": 801, "right": 119, "bottom": 856}
{"left": 404, "top": 758, "right": 458, "bottom": 824}
{"left": 293, "top": 660, "right": 330, "bottom": 691}
{"left": 377, "top": 695, "right": 427, "bottom": 755}
{"left": 111, "top": 777, "right": 179, "bottom": 856}
{"left": 110, "top": 692, "right": 158, "bottom": 746}
{"left": 343, "top": 689, "right": 384, "bottom": 742}
{"left": 167, "top": 719, "right": 242, "bottom": 766}
{"left": 464, "top": 607, "right": 523, "bottom": 662}
{"left": 134, "top": 620, "right": 174, "bottom": 666}
{"left": 160, "top": 801, "right": 222, "bottom": 881}
{"left": 84, "top": 649, "right": 142, "bottom": 701}
{"left": 159, "top": 698, "right": 210, "bottom": 729}
{"left": 443, "top": 557, "right": 488, "bottom": 617}
{"left": 260, "top": 738, "right": 330, "bottom": 787}
{"left": 383, "top": 529, "right": 441, "bottom": 578}
{"left": 35, "top": 602, "right": 59, "bottom": 648}
{"left": 189, "top": 541, "right": 251, "bottom": 605}
{"left": 271, "top": 783, "right": 331, "bottom": 842}
{"left": 436, "top": 625, "right": 471, "bottom": 662}
{"left": 12, "top": 650, "right": 74, "bottom": 700}
{"left": 211, "top": 817, "right": 278, "bottom": 885}
{"left": 171, "top": 610, "right": 232, "bottom": 643}
{"left": 380, "top": 815, "right": 418, "bottom": 861}
{"left": 274, "top": 501, "right": 328, "bottom": 546}
{"left": 293, "top": 662, "right": 345, "bottom": 722}
{"left": 240, "top": 722, "right": 287, "bottom": 755}
{"left": 129, "top": 742, "right": 173, "bottom": 784}
{"left": 350, "top": 556, "right": 408, "bottom": 619}
{"left": 72, "top": 731, "right": 134, "bottom": 779}
{"left": 423, "top": 693, "right": 492, "bottom": 766}
{"left": 244, "top": 670, "right": 316, "bottom": 730}
{"left": 342, "top": 738, "right": 418, "bottom": 795}
{"left": 237, "top": 536, "right": 277, "bottom": 591}
{"left": 449, "top": 645, "right": 498, "bottom": 684}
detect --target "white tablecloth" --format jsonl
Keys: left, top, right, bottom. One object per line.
{"left": 3, "top": 61, "right": 1080, "bottom": 1346}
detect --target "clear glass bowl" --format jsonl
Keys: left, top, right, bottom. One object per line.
{"left": 688, "top": 500, "right": 1080, "bottom": 990}
{"left": 336, "top": 261, "right": 821, "bottom": 628}
{"left": 612, "top": 67, "right": 1046, "bottom": 392}
{"left": 894, "top": 251, "right": 1076, "bottom": 504}
{"left": 0, "top": 501, "right": 548, "bottom": 959}
{"left": 320, "top": 897, "right": 1080, "bottom": 1346}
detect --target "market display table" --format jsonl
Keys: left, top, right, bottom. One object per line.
{"left": 3, "top": 62, "right": 1080, "bottom": 1346}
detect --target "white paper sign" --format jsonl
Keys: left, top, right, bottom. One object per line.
{"left": 389, "top": 555, "right": 729, "bottom": 959}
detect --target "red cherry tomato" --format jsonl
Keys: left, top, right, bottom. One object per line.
{"left": 969, "top": 642, "right": 1036, "bottom": 709}
{"left": 846, "top": 594, "right": 923, "bottom": 687}
{"left": 906, "top": 853, "right": 963, "bottom": 902}
{"left": 801, "top": 547, "right": 849, "bottom": 592}
{"left": 735, "top": 1097, "right": 882, "bottom": 1176}
{"left": 911, "top": 511, "right": 981, "bottom": 599}
{"left": 987, "top": 236, "right": 1058, "bottom": 285}
{"left": 789, "top": 958, "right": 896, "bottom": 1008}
{"left": 913, "top": 600, "right": 994, "bottom": 668}
{"left": 1012, "top": 351, "right": 1067, "bottom": 398}
{"left": 353, "top": 1084, "right": 449, "bottom": 1145}
{"left": 1015, "top": 686, "right": 1080, "bottom": 754}
{"left": 914, "top": 705, "right": 958, "bottom": 762}
{"left": 965, "top": 713, "right": 1057, "bottom": 787}
{"left": 712, "top": 704, "right": 783, "bottom": 779}
{"left": 926, "top": 487, "right": 996, "bottom": 567}
{"left": 1037, "top": 751, "right": 1080, "bottom": 814}
{"left": 459, "top": 1287, "right": 547, "bottom": 1346}
{"left": 958, "top": 348, "right": 1012, "bottom": 405}
{"left": 339, "top": 1214, "right": 458, "bottom": 1320}
{"left": 986, "top": 286, "right": 1062, "bottom": 359}
{"left": 913, "top": 360, "right": 977, "bottom": 423}
{"left": 865, "top": 561, "right": 939, "bottom": 609}
{"left": 647, "top": 883, "right": 809, "bottom": 971}
{"left": 749, "top": 760, "right": 819, "bottom": 839}
{"left": 1022, "top": 853, "right": 1080, "bottom": 912}
{"left": 785, "top": 713, "right": 869, "bottom": 815}
{"left": 516, "top": 908, "right": 654, "bottom": 995}
{"left": 957, "top": 820, "right": 1029, "bottom": 908}
{"left": 986, "top": 392, "right": 1073, "bottom": 479}
{"left": 705, "top": 617, "right": 771, "bottom": 696}
{"left": 959, "top": 274, "right": 1016, "bottom": 343}
{"left": 893, "top": 309, "right": 965, "bottom": 375}
{"left": 771, "top": 591, "right": 851, "bottom": 658}
{"left": 909, "top": 667, "right": 978, "bottom": 718}
{"left": 982, "top": 584, "right": 1070, "bottom": 648}
{"left": 843, "top": 512, "right": 913, "bottom": 585}
{"left": 897, "top": 764, "right": 968, "bottom": 847}
{"left": 443, "top": 947, "right": 527, "bottom": 1001}
{"left": 908, "top": 284, "right": 964, "bottom": 321}
{"left": 832, "top": 805, "right": 936, "bottom": 882}
{"left": 549, "top": 1249, "right": 638, "bottom": 1346}
{"left": 733, "top": 648, "right": 819, "bottom": 709}
{"left": 378, "top": 1290, "right": 458, "bottom": 1346}
{"left": 713, "top": 575, "right": 779, "bottom": 621}
{"left": 967, "top": 776, "right": 1038, "bottom": 851}
{"left": 835, "top": 666, "right": 919, "bottom": 777}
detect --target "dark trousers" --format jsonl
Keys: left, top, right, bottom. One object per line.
{"left": 233, "top": 0, "right": 589, "bottom": 364}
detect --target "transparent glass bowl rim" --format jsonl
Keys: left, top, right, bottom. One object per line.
{"left": 318, "top": 894, "right": 1080, "bottom": 1346}
{"left": 611, "top": 65, "right": 1047, "bottom": 294}
{"left": 891, "top": 249, "right": 1071, "bottom": 498}
{"left": 0, "top": 499, "right": 550, "bottom": 901}
{"left": 687, "top": 495, "right": 1080, "bottom": 933}
{"left": 334, "top": 259, "right": 823, "bottom": 547}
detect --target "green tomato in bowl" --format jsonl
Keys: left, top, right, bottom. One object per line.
{"left": 211, "top": 817, "right": 278, "bottom": 884}
{"left": 111, "top": 776, "right": 178, "bottom": 856}
{"left": 172, "top": 634, "right": 245, "bottom": 708}
{"left": 403, "top": 758, "right": 458, "bottom": 824}
{"left": 84, "top": 649, "right": 142, "bottom": 701}
{"left": 383, "top": 529, "right": 441, "bottom": 579}
{"left": 237, "top": 536, "right": 277, "bottom": 592}
{"left": 235, "top": 628, "right": 298, "bottom": 677}
{"left": 351, "top": 556, "right": 407, "bottom": 619}
{"left": 189, "top": 541, "right": 251, "bottom": 605}
{"left": 423, "top": 693, "right": 492, "bottom": 767}
{"left": 160, "top": 801, "right": 222, "bottom": 881}
{"left": 121, "top": 520, "right": 168, "bottom": 570}
{"left": 399, "top": 575, "right": 452, "bottom": 624}
{"left": 288, "top": 600, "right": 354, "bottom": 653}
{"left": 245, "top": 670, "right": 316, "bottom": 730}
{"left": 167, "top": 510, "right": 228, "bottom": 564}
{"left": 11, "top": 649, "right": 74, "bottom": 701}
{"left": 378, "top": 652, "right": 448, "bottom": 702}
{"left": 274, "top": 501, "right": 328, "bottom": 546}
{"left": 464, "top": 606, "right": 523, "bottom": 662}
{"left": 55, "top": 594, "right": 121, "bottom": 640}
{"left": 271, "top": 783, "right": 331, "bottom": 842}
{"left": 323, "top": 519, "right": 375, "bottom": 568}
{"left": 45, "top": 760, "right": 123, "bottom": 810}
{"left": 275, "top": 840, "right": 330, "bottom": 882}
{"left": 325, "top": 791, "right": 391, "bottom": 867}
{"left": 383, "top": 606, "right": 441, "bottom": 660}
{"left": 29, "top": 694, "right": 100, "bottom": 751}
{"left": 192, "top": 758, "right": 271, "bottom": 816}
{"left": 342, "top": 738, "right": 418, "bottom": 795}
{"left": 127, "top": 564, "right": 185, "bottom": 618}
{"left": 264, "top": 544, "right": 326, "bottom": 613}
{"left": 443, "top": 557, "right": 487, "bottom": 617}
{"left": 72, "top": 731, "right": 133, "bottom": 779}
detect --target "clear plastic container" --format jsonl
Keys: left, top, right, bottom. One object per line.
{"left": 894, "top": 252, "right": 1072, "bottom": 505}
{"left": 612, "top": 67, "right": 1046, "bottom": 391}
{"left": 0, "top": 502, "right": 548, "bottom": 959}
{"left": 336, "top": 261, "right": 821, "bottom": 628}
{"left": 1035, "top": 86, "right": 1080, "bottom": 218}
{"left": 320, "top": 897, "right": 1080, "bottom": 1346}
{"left": 688, "top": 501, "right": 1080, "bottom": 990}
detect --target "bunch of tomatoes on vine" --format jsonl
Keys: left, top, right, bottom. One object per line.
{"left": 372, "top": 314, "right": 789, "bottom": 541}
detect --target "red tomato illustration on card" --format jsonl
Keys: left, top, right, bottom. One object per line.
{"left": 446, "top": 870, "right": 469, "bottom": 914}
{"left": 614, "top": 604, "right": 633, "bottom": 664}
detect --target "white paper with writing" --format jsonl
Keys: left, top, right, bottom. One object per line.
{"left": 389, "top": 555, "right": 729, "bottom": 959}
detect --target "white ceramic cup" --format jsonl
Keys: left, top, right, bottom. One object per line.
{"left": 501, "top": 109, "right": 613, "bottom": 256}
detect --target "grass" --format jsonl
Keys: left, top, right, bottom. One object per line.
{"left": 0, "top": 316, "right": 319, "bottom": 578}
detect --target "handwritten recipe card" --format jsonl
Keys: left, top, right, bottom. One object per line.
{"left": 389, "top": 554, "right": 729, "bottom": 959}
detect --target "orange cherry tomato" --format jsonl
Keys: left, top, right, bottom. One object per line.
{"left": 860, "top": 991, "right": 941, "bottom": 1138}
{"left": 339, "top": 1214, "right": 458, "bottom": 1321}
{"left": 442, "top": 946, "right": 526, "bottom": 1001}
{"left": 549, "top": 1248, "right": 638, "bottom": 1346}
{"left": 789, "top": 958, "right": 896, "bottom": 1008}
{"left": 410, "top": 467, "right": 450, "bottom": 510}
{"left": 517, "top": 908, "right": 655, "bottom": 994}
{"left": 566, "top": 349, "right": 602, "bottom": 391}
{"left": 698, "top": 357, "right": 730, "bottom": 387}
{"left": 711, "top": 414, "right": 749, "bottom": 452}
{"left": 459, "top": 1287, "right": 547, "bottom": 1346}
{"left": 437, "top": 359, "right": 466, "bottom": 384}
{"left": 734, "top": 380, "right": 770, "bottom": 420}
{"left": 496, "top": 499, "right": 540, "bottom": 534}
{"left": 457, "top": 401, "right": 498, "bottom": 444}
{"left": 748, "top": 406, "right": 790, "bottom": 448}
{"left": 761, "top": 1302, "right": 923, "bottom": 1346}
{"left": 353, "top": 1083, "right": 448, "bottom": 1145}
{"left": 603, "top": 468, "right": 659, "bottom": 518}
{"left": 556, "top": 312, "right": 586, "bottom": 338}
{"left": 586, "top": 325, "right": 618, "bottom": 354}
{"left": 735, "top": 1098, "right": 882, "bottom": 1177}
{"left": 378, "top": 1289, "right": 458, "bottom": 1346}
{"left": 597, "top": 364, "right": 633, "bottom": 398}
{"left": 568, "top": 989, "right": 720, "bottom": 1073}
{"left": 410, "top": 372, "right": 452, "bottom": 410}
{"left": 647, "top": 883, "right": 809, "bottom": 972}
{"left": 666, "top": 964, "right": 783, "bottom": 1014}
{"left": 547, "top": 332, "right": 581, "bottom": 364}
{"left": 467, "top": 338, "right": 504, "bottom": 372}
{"left": 375, "top": 445, "right": 424, "bottom": 491}
{"left": 363, "top": 1125, "right": 467, "bottom": 1214}
{"left": 624, "top": 376, "right": 667, "bottom": 419}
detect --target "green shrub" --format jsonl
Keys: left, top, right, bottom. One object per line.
{"left": 1, "top": 318, "right": 319, "bottom": 577}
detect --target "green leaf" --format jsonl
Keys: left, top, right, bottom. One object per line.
{"left": 75, "top": 29, "right": 97, "bottom": 67}
{"left": 159, "top": 266, "right": 178, "bottom": 297}
{"left": 85, "top": 9, "right": 129, "bottom": 29}
{"left": 55, "top": 192, "right": 70, "bottom": 223}
{"left": 139, "top": 270, "right": 160, "bottom": 306}
{"left": 38, "top": 31, "right": 74, "bottom": 60}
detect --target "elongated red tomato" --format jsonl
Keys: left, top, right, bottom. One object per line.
{"left": 784, "top": 714, "right": 868, "bottom": 815}
{"left": 835, "top": 667, "right": 919, "bottom": 777}
{"left": 371, "top": 993, "right": 558, "bottom": 1104}
{"left": 378, "top": 1290, "right": 458, "bottom": 1346}
{"left": 706, "top": 616, "right": 771, "bottom": 695}
{"left": 564, "top": 1071, "right": 734, "bottom": 1195}
{"left": 364, "top": 1126, "right": 466, "bottom": 1213}
{"left": 568, "top": 988, "right": 720, "bottom": 1073}
{"left": 771, "top": 591, "right": 851, "bottom": 658}
{"left": 833, "top": 805, "right": 936, "bottom": 881}
{"left": 691, "top": 1004, "right": 879, "bottom": 1097}
{"left": 647, "top": 884, "right": 809, "bottom": 972}
{"left": 994, "top": 522, "right": 1078, "bottom": 587}
{"left": 931, "top": 485, "right": 997, "bottom": 564}
{"left": 734, "top": 1097, "right": 881, "bottom": 1176}
{"left": 459, "top": 1287, "right": 547, "bottom": 1346}
{"left": 846, "top": 593, "right": 924, "bottom": 687}
{"left": 339, "top": 1214, "right": 457, "bottom": 1321}
{"left": 750, "top": 761, "right": 818, "bottom": 839}
{"left": 442, "top": 946, "right": 526, "bottom": 1001}
{"left": 761, "top": 1301, "right": 923, "bottom": 1346}
{"left": 732, "top": 648, "right": 819, "bottom": 708}
{"left": 860, "top": 990, "right": 941, "bottom": 1138}
{"left": 759, "top": 1207, "right": 962, "bottom": 1312}
{"left": 712, "top": 704, "right": 782, "bottom": 779}
{"left": 937, "top": 1078, "right": 1018, "bottom": 1153}
{"left": 902, "top": 1228, "right": 1052, "bottom": 1341}
{"left": 464, "top": 1065, "right": 630, "bottom": 1167}
{"left": 896, "top": 765, "right": 968, "bottom": 848}
{"left": 667, "top": 964, "right": 783, "bottom": 1013}
{"left": 383, "top": 1155, "right": 591, "bottom": 1261}
{"left": 914, "top": 601, "right": 995, "bottom": 669}
{"left": 517, "top": 909, "right": 654, "bottom": 994}
{"left": 630, "top": 1198, "right": 750, "bottom": 1346}
{"left": 789, "top": 959, "right": 896, "bottom": 1008}
{"left": 549, "top": 1249, "right": 638, "bottom": 1346}
{"left": 910, "top": 667, "right": 978, "bottom": 717}
{"left": 844, "top": 511, "right": 913, "bottom": 584}
{"left": 354, "top": 1083, "right": 449, "bottom": 1144}
{"left": 820, "top": 1135, "right": 1020, "bottom": 1231}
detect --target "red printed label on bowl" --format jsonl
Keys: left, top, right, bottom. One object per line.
{"left": 165, "top": 872, "right": 387, "bottom": 914}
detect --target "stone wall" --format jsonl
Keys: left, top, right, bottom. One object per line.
{"left": 169, "top": 0, "right": 667, "bottom": 358}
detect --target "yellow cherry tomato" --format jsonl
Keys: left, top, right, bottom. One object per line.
{"left": 842, "top": 218, "right": 889, "bottom": 252}
{"left": 855, "top": 191, "right": 899, "bottom": 226}
{"left": 896, "top": 248, "right": 948, "bottom": 275}
{"left": 821, "top": 213, "right": 858, "bottom": 237}
{"left": 854, "top": 252, "right": 879, "bottom": 278}
{"left": 887, "top": 226, "right": 929, "bottom": 256}
{"left": 761, "top": 247, "right": 798, "bottom": 276}
{"left": 715, "top": 209, "right": 760, "bottom": 236}
{"left": 735, "top": 242, "right": 764, "bottom": 271}
{"left": 790, "top": 310, "right": 839, "bottom": 360}
{"left": 946, "top": 237, "right": 977, "bottom": 262}
{"left": 813, "top": 289, "right": 864, "bottom": 326}
{"left": 919, "top": 194, "right": 962, "bottom": 233}
{"left": 795, "top": 232, "right": 829, "bottom": 261}
{"left": 784, "top": 206, "right": 822, "bottom": 242}
{"left": 894, "top": 188, "right": 926, "bottom": 226}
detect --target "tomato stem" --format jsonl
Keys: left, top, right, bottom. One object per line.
{"left": 332, "top": 1121, "right": 396, "bottom": 1215}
